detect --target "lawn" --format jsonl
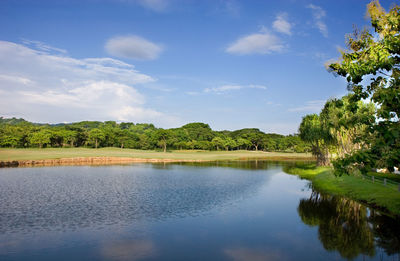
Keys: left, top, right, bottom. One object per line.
{"left": 284, "top": 163, "right": 400, "bottom": 216}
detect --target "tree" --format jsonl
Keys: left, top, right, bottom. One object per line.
{"left": 62, "top": 130, "right": 77, "bottom": 147}
{"left": 153, "top": 129, "right": 172, "bottom": 152}
{"left": 236, "top": 137, "right": 252, "bottom": 150}
{"left": 328, "top": 0, "right": 400, "bottom": 172}
{"left": 223, "top": 137, "right": 236, "bottom": 151}
{"left": 211, "top": 137, "right": 224, "bottom": 150}
{"left": 28, "top": 130, "right": 51, "bottom": 148}
{"left": 88, "top": 128, "right": 105, "bottom": 148}
{"left": 299, "top": 114, "right": 333, "bottom": 166}
{"left": 320, "top": 95, "right": 376, "bottom": 158}
{"left": 246, "top": 132, "right": 264, "bottom": 151}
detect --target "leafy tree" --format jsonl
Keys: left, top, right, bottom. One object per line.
{"left": 28, "top": 129, "right": 51, "bottom": 148}
{"left": 236, "top": 137, "right": 252, "bottom": 150}
{"left": 211, "top": 137, "right": 225, "bottom": 150}
{"left": 182, "top": 122, "right": 214, "bottom": 141}
{"left": 88, "top": 128, "right": 105, "bottom": 149}
{"left": 299, "top": 114, "right": 333, "bottom": 166}
{"left": 63, "top": 130, "right": 77, "bottom": 147}
{"left": 328, "top": 0, "right": 400, "bottom": 172}
{"left": 320, "top": 95, "right": 376, "bottom": 158}
{"left": 153, "top": 129, "right": 172, "bottom": 152}
{"left": 223, "top": 137, "right": 237, "bottom": 151}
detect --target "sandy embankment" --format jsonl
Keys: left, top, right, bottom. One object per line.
{"left": 0, "top": 157, "right": 204, "bottom": 167}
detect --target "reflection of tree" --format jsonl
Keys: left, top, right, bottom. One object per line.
{"left": 176, "top": 160, "right": 284, "bottom": 171}
{"left": 369, "top": 212, "right": 400, "bottom": 257}
{"left": 298, "top": 191, "right": 375, "bottom": 260}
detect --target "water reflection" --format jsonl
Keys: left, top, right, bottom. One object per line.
{"left": 298, "top": 190, "right": 400, "bottom": 260}
{"left": 101, "top": 239, "right": 156, "bottom": 261}
{"left": 0, "top": 163, "right": 273, "bottom": 234}
{"left": 170, "top": 160, "right": 289, "bottom": 170}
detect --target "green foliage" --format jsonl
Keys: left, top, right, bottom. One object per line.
{"left": 328, "top": 0, "right": 400, "bottom": 173}
{"left": 299, "top": 114, "right": 333, "bottom": 166}
{"left": 88, "top": 128, "right": 105, "bottom": 148}
{"left": 28, "top": 129, "right": 51, "bottom": 148}
{"left": 0, "top": 117, "right": 310, "bottom": 153}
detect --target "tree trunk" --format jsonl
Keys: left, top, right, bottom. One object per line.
{"left": 163, "top": 141, "right": 166, "bottom": 153}
{"left": 95, "top": 139, "right": 98, "bottom": 149}
{"left": 121, "top": 142, "right": 124, "bottom": 149}
{"left": 316, "top": 152, "right": 330, "bottom": 166}
{"left": 71, "top": 140, "right": 74, "bottom": 147}
{"left": 255, "top": 144, "right": 258, "bottom": 151}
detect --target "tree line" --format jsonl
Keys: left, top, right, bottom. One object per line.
{"left": 298, "top": 0, "right": 399, "bottom": 174}
{"left": 0, "top": 118, "right": 310, "bottom": 153}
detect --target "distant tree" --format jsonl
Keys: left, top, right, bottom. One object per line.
{"left": 247, "top": 132, "right": 264, "bottom": 151}
{"left": 181, "top": 122, "right": 214, "bottom": 141}
{"left": 28, "top": 130, "right": 51, "bottom": 148}
{"left": 236, "top": 137, "right": 251, "bottom": 150}
{"left": 223, "top": 137, "right": 237, "bottom": 151}
{"left": 211, "top": 137, "right": 225, "bottom": 150}
{"left": 63, "top": 130, "right": 77, "bottom": 147}
{"left": 153, "top": 129, "right": 172, "bottom": 152}
{"left": 88, "top": 128, "right": 105, "bottom": 148}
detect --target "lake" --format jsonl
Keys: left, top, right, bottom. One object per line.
{"left": 0, "top": 161, "right": 399, "bottom": 260}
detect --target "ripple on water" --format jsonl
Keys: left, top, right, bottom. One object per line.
{"left": 0, "top": 164, "right": 270, "bottom": 234}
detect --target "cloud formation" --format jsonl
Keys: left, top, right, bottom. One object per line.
{"left": 272, "top": 13, "right": 292, "bottom": 35}
{"left": 0, "top": 40, "right": 176, "bottom": 125}
{"left": 205, "top": 84, "right": 267, "bottom": 94}
{"left": 226, "top": 29, "right": 284, "bottom": 55}
{"left": 105, "top": 35, "right": 163, "bottom": 60}
{"left": 307, "top": 4, "right": 328, "bottom": 37}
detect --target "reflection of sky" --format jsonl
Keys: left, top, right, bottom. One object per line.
{"left": 0, "top": 163, "right": 396, "bottom": 260}
{"left": 0, "top": 164, "right": 272, "bottom": 235}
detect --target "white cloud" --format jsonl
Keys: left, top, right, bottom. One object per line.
{"left": 0, "top": 74, "right": 33, "bottom": 85}
{"left": 226, "top": 29, "right": 284, "bottom": 55}
{"left": 288, "top": 100, "right": 325, "bottom": 112}
{"left": 272, "top": 13, "right": 292, "bottom": 35}
{"left": 0, "top": 40, "right": 178, "bottom": 126}
{"left": 21, "top": 39, "right": 67, "bottom": 54}
{"left": 136, "top": 0, "right": 168, "bottom": 12}
{"left": 205, "top": 84, "right": 267, "bottom": 94}
{"left": 105, "top": 35, "right": 163, "bottom": 60}
{"left": 307, "top": 4, "right": 328, "bottom": 37}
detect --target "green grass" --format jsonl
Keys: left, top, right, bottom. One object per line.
{"left": 0, "top": 148, "right": 313, "bottom": 162}
{"left": 365, "top": 171, "right": 400, "bottom": 183}
{"left": 284, "top": 163, "right": 400, "bottom": 215}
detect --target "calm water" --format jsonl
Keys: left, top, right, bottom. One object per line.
{"left": 0, "top": 161, "right": 399, "bottom": 261}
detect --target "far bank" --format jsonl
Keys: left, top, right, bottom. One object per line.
{"left": 0, "top": 148, "right": 313, "bottom": 167}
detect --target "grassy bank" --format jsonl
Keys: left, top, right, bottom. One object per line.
{"left": 284, "top": 163, "right": 400, "bottom": 215}
{"left": 0, "top": 148, "right": 312, "bottom": 162}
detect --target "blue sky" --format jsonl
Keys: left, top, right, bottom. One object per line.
{"left": 0, "top": 0, "right": 397, "bottom": 134}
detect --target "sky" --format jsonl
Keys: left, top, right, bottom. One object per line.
{"left": 0, "top": 0, "right": 398, "bottom": 134}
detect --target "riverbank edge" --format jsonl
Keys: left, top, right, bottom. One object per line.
{"left": 0, "top": 157, "right": 210, "bottom": 167}
{"left": 0, "top": 155, "right": 314, "bottom": 168}
{"left": 284, "top": 165, "right": 400, "bottom": 216}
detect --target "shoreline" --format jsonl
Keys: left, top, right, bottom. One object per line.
{"left": 0, "top": 155, "right": 313, "bottom": 168}
{"left": 0, "top": 148, "right": 314, "bottom": 168}
{"left": 284, "top": 164, "right": 400, "bottom": 216}
{"left": 0, "top": 157, "right": 212, "bottom": 168}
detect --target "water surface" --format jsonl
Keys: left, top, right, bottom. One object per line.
{"left": 0, "top": 161, "right": 399, "bottom": 260}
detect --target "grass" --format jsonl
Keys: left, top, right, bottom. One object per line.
{"left": 0, "top": 147, "right": 313, "bottom": 162}
{"left": 284, "top": 163, "right": 400, "bottom": 216}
